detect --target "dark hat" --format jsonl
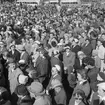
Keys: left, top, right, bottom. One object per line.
{"left": 15, "top": 85, "right": 29, "bottom": 96}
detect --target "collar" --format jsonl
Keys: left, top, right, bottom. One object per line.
{"left": 79, "top": 80, "right": 87, "bottom": 85}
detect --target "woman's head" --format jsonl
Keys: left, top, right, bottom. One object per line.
{"left": 77, "top": 69, "right": 87, "bottom": 81}
{"left": 51, "top": 65, "right": 60, "bottom": 76}
{"left": 73, "top": 89, "right": 85, "bottom": 104}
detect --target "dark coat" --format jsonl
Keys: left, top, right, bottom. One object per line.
{"left": 54, "top": 88, "right": 67, "bottom": 105}
{"left": 87, "top": 67, "right": 99, "bottom": 92}
{"left": 73, "top": 58, "right": 83, "bottom": 70}
{"left": 36, "top": 56, "right": 48, "bottom": 83}
{"left": 9, "top": 49, "right": 20, "bottom": 63}
{"left": 50, "top": 57, "right": 63, "bottom": 77}
{"left": 17, "top": 95, "right": 34, "bottom": 105}
{"left": 82, "top": 43, "right": 93, "bottom": 57}
{"left": 0, "top": 100, "right": 12, "bottom": 105}
{"left": 73, "top": 81, "right": 90, "bottom": 98}
{"left": 72, "top": 45, "right": 81, "bottom": 55}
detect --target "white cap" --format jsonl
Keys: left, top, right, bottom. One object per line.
{"left": 35, "top": 41, "right": 40, "bottom": 45}
{"left": 97, "top": 82, "right": 105, "bottom": 91}
{"left": 18, "top": 74, "right": 28, "bottom": 85}
{"left": 57, "top": 43, "right": 64, "bottom": 46}
{"left": 77, "top": 51, "right": 84, "bottom": 56}
{"left": 74, "top": 38, "right": 79, "bottom": 43}
{"left": 55, "top": 65, "right": 61, "bottom": 71}
{"left": 19, "top": 60, "right": 25, "bottom": 64}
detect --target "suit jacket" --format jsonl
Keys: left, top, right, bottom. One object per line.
{"left": 82, "top": 43, "right": 93, "bottom": 57}
{"left": 17, "top": 95, "right": 33, "bottom": 105}
{"left": 74, "top": 58, "right": 83, "bottom": 70}
{"left": 72, "top": 45, "right": 81, "bottom": 54}
{"left": 9, "top": 49, "right": 20, "bottom": 63}
{"left": 35, "top": 56, "right": 48, "bottom": 83}
{"left": 20, "top": 51, "right": 30, "bottom": 64}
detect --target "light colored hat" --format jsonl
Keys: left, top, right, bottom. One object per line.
{"left": 55, "top": 65, "right": 61, "bottom": 71}
{"left": 74, "top": 38, "right": 79, "bottom": 43}
{"left": 64, "top": 46, "right": 70, "bottom": 50}
{"left": 51, "top": 79, "right": 62, "bottom": 89}
{"left": 34, "top": 40, "right": 40, "bottom": 45}
{"left": 28, "top": 82, "right": 45, "bottom": 96}
{"left": 77, "top": 51, "right": 84, "bottom": 56}
{"left": 97, "top": 82, "right": 105, "bottom": 91}
{"left": 53, "top": 49, "right": 59, "bottom": 55}
{"left": 17, "top": 45, "right": 25, "bottom": 51}
{"left": 18, "top": 74, "right": 28, "bottom": 85}
{"left": 57, "top": 43, "right": 64, "bottom": 46}
{"left": 19, "top": 60, "right": 25, "bottom": 64}
{"left": 0, "top": 41, "right": 4, "bottom": 45}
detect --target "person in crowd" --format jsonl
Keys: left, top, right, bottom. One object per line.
{"left": 91, "top": 82, "right": 105, "bottom": 105}
{"left": 63, "top": 46, "right": 75, "bottom": 74}
{"left": 18, "top": 45, "right": 30, "bottom": 65}
{"left": 74, "top": 51, "right": 86, "bottom": 70}
{"left": 50, "top": 79, "right": 67, "bottom": 105}
{"left": 9, "top": 44, "right": 20, "bottom": 63}
{"left": 82, "top": 39, "right": 93, "bottom": 57}
{"left": 15, "top": 84, "right": 34, "bottom": 105}
{"left": 0, "top": 87, "right": 11, "bottom": 105}
{"left": 72, "top": 69, "right": 90, "bottom": 98}
{"left": 46, "top": 65, "right": 61, "bottom": 93}
{"left": 92, "top": 50, "right": 101, "bottom": 69}
{"left": 96, "top": 39, "right": 105, "bottom": 72}
{"left": 35, "top": 48, "right": 48, "bottom": 83}
{"left": 28, "top": 81, "right": 51, "bottom": 105}
{"left": 8, "top": 58, "right": 23, "bottom": 94}
{"left": 69, "top": 89, "right": 89, "bottom": 105}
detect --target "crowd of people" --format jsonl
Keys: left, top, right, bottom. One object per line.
{"left": 0, "top": 1, "right": 105, "bottom": 105}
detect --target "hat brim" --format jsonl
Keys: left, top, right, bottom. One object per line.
{"left": 28, "top": 87, "right": 45, "bottom": 96}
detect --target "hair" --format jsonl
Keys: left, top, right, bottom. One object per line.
{"left": 82, "top": 57, "right": 95, "bottom": 66}
{"left": 77, "top": 69, "right": 87, "bottom": 80}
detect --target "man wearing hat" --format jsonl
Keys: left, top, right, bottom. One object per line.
{"left": 15, "top": 85, "right": 34, "bottom": 105}
{"left": 28, "top": 81, "right": 51, "bottom": 105}
{"left": 35, "top": 48, "right": 49, "bottom": 84}
{"left": 9, "top": 44, "right": 20, "bottom": 63}
{"left": 8, "top": 58, "right": 23, "bottom": 94}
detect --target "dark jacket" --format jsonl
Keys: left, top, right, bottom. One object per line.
{"left": 36, "top": 56, "right": 48, "bottom": 83}
{"left": 17, "top": 95, "right": 34, "bottom": 105}
{"left": 0, "top": 100, "right": 12, "bottom": 105}
{"left": 9, "top": 49, "right": 20, "bottom": 63}
{"left": 82, "top": 43, "right": 93, "bottom": 57}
